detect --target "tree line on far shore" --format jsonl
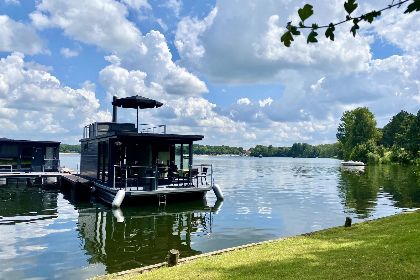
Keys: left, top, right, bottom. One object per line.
{"left": 60, "top": 144, "right": 81, "bottom": 153}
{"left": 248, "top": 143, "right": 340, "bottom": 158}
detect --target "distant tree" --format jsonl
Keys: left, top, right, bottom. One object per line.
{"left": 281, "top": 0, "right": 420, "bottom": 47}
{"left": 382, "top": 110, "right": 416, "bottom": 148}
{"left": 336, "top": 107, "right": 380, "bottom": 161}
{"left": 406, "top": 110, "right": 420, "bottom": 157}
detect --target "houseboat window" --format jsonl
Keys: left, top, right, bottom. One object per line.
{"left": 44, "top": 146, "right": 55, "bottom": 171}
{"left": 98, "top": 141, "right": 109, "bottom": 182}
{"left": 175, "top": 144, "right": 189, "bottom": 169}
{"left": 0, "top": 143, "right": 19, "bottom": 169}
{"left": 125, "top": 143, "right": 151, "bottom": 167}
{"left": 21, "top": 146, "right": 32, "bottom": 169}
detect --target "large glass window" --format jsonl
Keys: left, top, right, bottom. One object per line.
{"left": 175, "top": 144, "right": 190, "bottom": 170}
{"left": 98, "top": 141, "right": 109, "bottom": 181}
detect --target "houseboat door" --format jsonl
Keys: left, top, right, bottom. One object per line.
{"left": 32, "top": 147, "right": 44, "bottom": 172}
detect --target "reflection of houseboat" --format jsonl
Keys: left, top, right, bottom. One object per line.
{"left": 80, "top": 96, "right": 220, "bottom": 206}
{"left": 77, "top": 202, "right": 215, "bottom": 272}
{"left": 0, "top": 138, "right": 60, "bottom": 172}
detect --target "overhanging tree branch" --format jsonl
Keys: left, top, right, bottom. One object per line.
{"left": 281, "top": 0, "right": 420, "bottom": 47}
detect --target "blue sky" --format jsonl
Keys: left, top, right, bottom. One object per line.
{"left": 0, "top": 0, "right": 419, "bottom": 147}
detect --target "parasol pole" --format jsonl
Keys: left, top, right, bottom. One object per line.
{"left": 136, "top": 107, "right": 139, "bottom": 133}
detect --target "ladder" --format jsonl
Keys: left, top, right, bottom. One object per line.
{"left": 158, "top": 193, "right": 167, "bottom": 205}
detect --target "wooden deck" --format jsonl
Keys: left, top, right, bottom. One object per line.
{"left": 0, "top": 172, "right": 62, "bottom": 178}
{"left": 61, "top": 174, "right": 91, "bottom": 184}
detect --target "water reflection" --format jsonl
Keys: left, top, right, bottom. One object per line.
{"left": 0, "top": 183, "right": 58, "bottom": 225}
{"left": 338, "top": 165, "right": 420, "bottom": 218}
{"left": 76, "top": 201, "right": 216, "bottom": 273}
{"left": 1, "top": 156, "right": 420, "bottom": 279}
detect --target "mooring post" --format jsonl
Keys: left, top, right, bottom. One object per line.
{"left": 167, "top": 249, "right": 180, "bottom": 266}
{"left": 344, "top": 217, "right": 352, "bottom": 227}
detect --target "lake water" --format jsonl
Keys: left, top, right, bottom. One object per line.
{"left": 1, "top": 154, "right": 419, "bottom": 279}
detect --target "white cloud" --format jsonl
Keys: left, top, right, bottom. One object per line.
{"left": 310, "top": 77, "right": 325, "bottom": 92}
{"left": 121, "top": 0, "right": 151, "bottom": 11}
{"left": 31, "top": 1, "right": 208, "bottom": 97}
{"left": 0, "top": 15, "right": 44, "bottom": 55}
{"left": 31, "top": 0, "right": 142, "bottom": 54}
{"left": 258, "top": 98, "right": 273, "bottom": 107}
{"left": 175, "top": 8, "right": 217, "bottom": 61}
{"left": 160, "top": 0, "right": 183, "bottom": 17}
{"left": 0, "top": 52, "right": 110, "bottom": 141}
{"left": 362, "top": 0, "right": 420, "bottom": 53}
{"left": 60, "top": 47, "right": 78, "bottom": 58}
{"left": 237, "top": 98, "right": 251, "bottom": 105}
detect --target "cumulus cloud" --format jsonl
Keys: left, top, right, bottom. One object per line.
{"left": 0, "top": 15, "right": 44, "bottom": 55}
{"left": 172, "top": 0, "right": 420, "bottom": 145}
{"left": 2, "top": 0, "right": 417, "bottom": 147}
{"left": 0, "top": 52, "right": 110, "bottom": 141}
{"left": 121, "top": 0, "right": 151, "bottom": 11}
{"left": 237, "top": 98, "right": 251, "bottom": 105}
{"left": 160, "top": 0, "right": 183, "bottom": 17}
{"left": 60, "top": 48, "right": 78, "bottom": 58}
{"left": 175, "top": 7, "right": 217, "bottom": 61}
{"left": 259, "top": 98, "right": 273, "bottom": 107}
{"left": 30, "top": 0, "right": 142, "bottom": 54}
{"left": 31, "top": 1, "right": 208, "bottom": 97}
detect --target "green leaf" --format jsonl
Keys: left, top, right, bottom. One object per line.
{"left": 325, "top": 23, "right": 335, "bottom": 41}
{"left": 344, "top": 0, "right": 358, "bottom": 15}
{"left": 307, "top": 30, "right": 318, "bottom": 44}
{"left": 286, "top": 23, "right": 301, "bottom": 36}
{"left": 350, "top": 19, "right": 360, "bottom": 37}
{"left": 404, "top": 0, "right": 420, "bottom": 13}
{"left": 298, "top": 4, "right": 314, "bottom": 22}
{"left": 290, "top": 26, "right": 301, "bottom": 36}
{"left": 363, "top": 10, "right": 381, "bottom": 23}
{"left": 281, "top": 31, "right": 294, "bottom": 47}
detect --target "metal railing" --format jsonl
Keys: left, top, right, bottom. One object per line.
{"left": 113, "top": 165, "right": 159, "bottom": 190}
{"left": 0, "top": 165, "right": 13, "bottom": 173}
{"left": 138, "top": 124, "right": 166, "bottom": 134}
{"left": 112, "top": 163, "right": 213, "bottom": 190}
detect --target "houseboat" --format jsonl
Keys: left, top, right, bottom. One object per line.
{"left": 79, "top": 96, "right": 222, "bottom": 206}
{"left": 0, "top": 138, "right": 60, "bottom": 172}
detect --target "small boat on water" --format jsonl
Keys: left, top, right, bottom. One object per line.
{"left": 341, "top": 161, "right": 366, "bottom": 166}
{"left": 258, "top": 154, "right": 263, "bottom": 158}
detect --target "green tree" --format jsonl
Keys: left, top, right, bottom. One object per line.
{"left": 382, "top": 110, "right": 416, "bottom": 148}
{"left": 406, "top": 110, "right": 420, "bottom": 158}
{"left": 336, "top": 107, "right": 380, "bottom": 161}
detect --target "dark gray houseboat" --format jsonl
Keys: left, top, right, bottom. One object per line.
{"left": 80, "top": 96, "right": 221, "bottom": 206}
{"left": 0, "top": 138, "right": 60, "bottom": 172}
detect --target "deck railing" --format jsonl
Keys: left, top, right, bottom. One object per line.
{"left": 138, "top": 124, "right": 166, "bottom": 134}
{"left": 0, "top": 165, "right": 13, "bottom": 173}
{"left": 112, "top": 163, "right": 213, "bottom": 190}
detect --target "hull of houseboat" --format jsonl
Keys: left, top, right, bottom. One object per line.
{"left": 93, "top": 181, "right": 212, "bottom": 206}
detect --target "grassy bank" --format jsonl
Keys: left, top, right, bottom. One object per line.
{"left": 112, "top": 211, "right": 420, "bottom": 280}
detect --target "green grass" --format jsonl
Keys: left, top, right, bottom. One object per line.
{"left": 118, "top": 212, "right": 420, "bottom": 280}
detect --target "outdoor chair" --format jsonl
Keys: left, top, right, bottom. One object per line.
{"left": 196, "top": 167, "right": 208, "bottom": 185}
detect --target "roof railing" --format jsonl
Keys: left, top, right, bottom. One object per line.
{"left": 138, "top": 124, "right": 166, "bottom": 134}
